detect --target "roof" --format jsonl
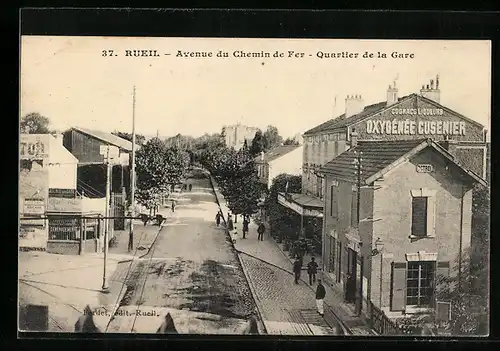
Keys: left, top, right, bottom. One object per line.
{"left": 319, "top": 139, "right": 487, "bottom": 187}
{"left": 71, "top": 127, "right": 134, "bottom": 152}
{"left": 304, "top": 93, "right": 484, "bottom": 136}
{"left": 254, "top": 145, "right": 302, "bottom": 163}
{"left": 279, "top": 192, "right": 324, "bottom": 209}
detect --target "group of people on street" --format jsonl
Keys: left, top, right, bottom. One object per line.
{"left": 294, "top": 256, "right": 325, "bottom": 316}
{"left": 216, "top": 211, "right": 266, "bottom": 244}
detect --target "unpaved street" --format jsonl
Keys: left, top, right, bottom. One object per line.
{"left": 106, "top": 171, "right": 257, "bottom": 333}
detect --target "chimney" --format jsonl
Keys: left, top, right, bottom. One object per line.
{"left": 386, "top": 82, "right": 398, "bottom": 107}
{"left": 420, "top": 74, "right": 441, "bottom": 103}
{"left": 349, "top": 128, "right": 358, "bottom": 148}
{"left": 345, "top": 94, "right": 364, "bottom": 118}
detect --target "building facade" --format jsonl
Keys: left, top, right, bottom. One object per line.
{"left": 320, "top": 138, "right": 487, "bottom": 321}
{"left": 19, "top": 133, "right": 107, "bottom": 254}
{"left": 223, "top": 123, "right": 259, "bottom": 151}
{"left": 63, "top": 127, "right": 136, "bottom": 230}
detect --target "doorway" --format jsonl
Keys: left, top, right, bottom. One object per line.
{"left": 345, "top": 248, "right": 357, "bottom": 303}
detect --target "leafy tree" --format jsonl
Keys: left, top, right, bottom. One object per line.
{"left": 135, "top": 138, "right": 186, "bottom": 209}
{"left": 283, "top": 137, "right": 299, "bottom": 145}
{"left": 208, "top": 147, "right": 261, "bottom": 219}
{"left": 112, "top": 131, "right": 146, "bottom": 145}
{"left": 265, "top": 173, "right": 302, "bottom": 242}
{"left": 20, "top": 112, "right": 51, "bottom": 134}
{"left": 250, "top": 130, "right": 265, "bottom": 157}
{"left": 262, "top": 125, "right": 283, "bottom": 151}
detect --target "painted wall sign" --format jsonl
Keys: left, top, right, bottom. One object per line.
{"left": 366, "top": 119, "right": 466, "bottom": 136}
{"left": 49, "top": 188, "right": 76, "bottom": 198}
{"left": 23, "top": 198, "right": 45, "bottom": 215}
{"left": 391, "top": 108, "right": 444, "bottom": 116}
{"left": 416, "top": 164, "right": 434, "bottom": 173}
{"left": 47, "top": 197, "right": 82, "bottom": 213}
{"left": 20, "top": 135, "right": 50, "bottom": 160}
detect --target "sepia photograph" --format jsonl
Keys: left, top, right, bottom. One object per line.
{"left": 19, "top": 36, "right": 491, "bottom": 336}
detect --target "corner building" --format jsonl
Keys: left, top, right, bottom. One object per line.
{"left": 313, "top": 77, "right": 488, "bottom": 323}
{"left": 279, "top": 77, "right": 488, "bottom": 276}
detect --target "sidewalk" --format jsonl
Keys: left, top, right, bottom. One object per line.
{"left": 208, "top": 172, "right": 375, "bottom": 336}
{"left": 19, "top": 250, "right": 128, "bottom": 332}
{"left": 19, "top": 196, "right": 178, "bottom": 333}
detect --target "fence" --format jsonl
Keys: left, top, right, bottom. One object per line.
{"left": 368, "top": 300, "right": 402, "bottom": 335}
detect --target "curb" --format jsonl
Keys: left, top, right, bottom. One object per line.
{"left": 206, "top": 170, "right": 268, "bottom": 335}
{"left": 236, "top": 249, "right": 351, "bottom": 336}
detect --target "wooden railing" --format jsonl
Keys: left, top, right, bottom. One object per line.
{"left": 369, "top": 300, "right": 402, "bottom": 335}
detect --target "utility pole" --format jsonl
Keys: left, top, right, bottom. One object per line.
{"left": 102, "top": 146, "right": 111, "bottom": 293}
{"left": 353, "top": 150, "right": 363, "bottom": 315}
{"left": 129, "top": 85, "right": 137, "bottom": 252}
{"left": 353, "top": 151, "right": 363, "bottom": 225}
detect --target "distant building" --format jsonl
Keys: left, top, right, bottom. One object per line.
{"left": 255, "top": 145, "right": 303, "bottom": 189}
{"left": 63, "top": 127, "right": 139, "bottom": 232}
{"left": 223, "top": 123, "right": 259, "bottom": 150}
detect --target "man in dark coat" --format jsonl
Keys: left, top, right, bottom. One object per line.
{"left": 293, "top": 258, "right": 302, "bottom": 284}
{"left": 171, "top": 200, "right": 175, "bottom": 212}
{"left": 215, "top": 212, "right": 221, "bottom": 227}
{"left": 257, "top": 222, "right": 265, "bottom": 241}
{"left": 307, "top": 257, "right": 319, "bottom": 285}
{"left": 242, "top": 216, "right": 249, "bottom": 239}
{"left": 227, "top": 216, "right": 234, "bottom": 231}
{"left": 315, "top": 279, "right": 326, "bottom": 317}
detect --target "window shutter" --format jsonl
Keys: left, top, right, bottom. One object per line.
{"left": 426, "top": 196, "right": 436, "bottom": 237}
{"left": 331, "top": 186, "right": 338, "bottom": 218}
{"left": 435, "top": 261, "right": 450, "bottom": 302}
{"left": 436, "top": 301, "right": 452, "bottom": 322}
{"left": 391, "top": 262, "right": 407, "bottom": 311}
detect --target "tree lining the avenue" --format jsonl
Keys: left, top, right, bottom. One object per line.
{"left": 135, "top": 137, "right": 188, "bottom": 212}
{"left": 249, "top": 125, "right": 285, "bottom": 157}
{"left": 198, "top": 139, "right": 261, "bottom": 221}
{"left": 264, "top": 173, "right": 302, "bottom": 243}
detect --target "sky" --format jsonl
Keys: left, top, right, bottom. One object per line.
{"left": 20, "top": 37, "right": 491, "bottom": 140}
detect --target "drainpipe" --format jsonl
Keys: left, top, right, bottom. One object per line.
{"left": 458, "top": 185, "right": 465, "bottom": 292}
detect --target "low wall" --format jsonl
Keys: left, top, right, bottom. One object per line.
{"left": 206, "top": 171, "right": 267, "bottom": 335}
{"left": 46, "top": 240, "right": 80, "bottom": 255}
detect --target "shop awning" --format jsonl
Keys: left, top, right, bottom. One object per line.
{"left": 277, "top": 192, "right": 323, "bottom": 218}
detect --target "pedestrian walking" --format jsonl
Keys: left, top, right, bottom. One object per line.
{"left": 242, "top": 216, "right": 249, "bottom": 239}
{"left": 315, "top": 279, "right": 326, "bottom": 317}
{"left": 307, "top": 257, "right": 318, "bottom": 285}
{"left": 171, "top": 200, "right": 175, "bottom": 212}
{"left": 257, "top": 222, "right": 265, "bottom": 241}
{"left": 293, "top": 257, "right": 302, "bottom": 284}
{"left": 188, "top": 183, "right": 192, "bottom": 191}
{"left": 227, "top": 215, "right": 234, "bottom": 231}
{"left": 215, "top": 212, "right": 221, "bottom": 227}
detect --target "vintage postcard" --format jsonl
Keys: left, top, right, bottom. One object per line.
{"left": 19, "top": 36, "right": 490, "bottom": 336}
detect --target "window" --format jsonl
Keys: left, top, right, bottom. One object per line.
{"left": 411, "top": 197, "right": 427, "bottom": 236}
{"left": 351, "top": 187, "right": 358, "bottom": 227}
{"left": 330, "top": 185, "right": 338, "bottom": 218}
{"left": 406, "top": 261, "right": 436, "bottom": 307}
{"left": 410, "top": 189, "right": 437, "bottom": 238}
